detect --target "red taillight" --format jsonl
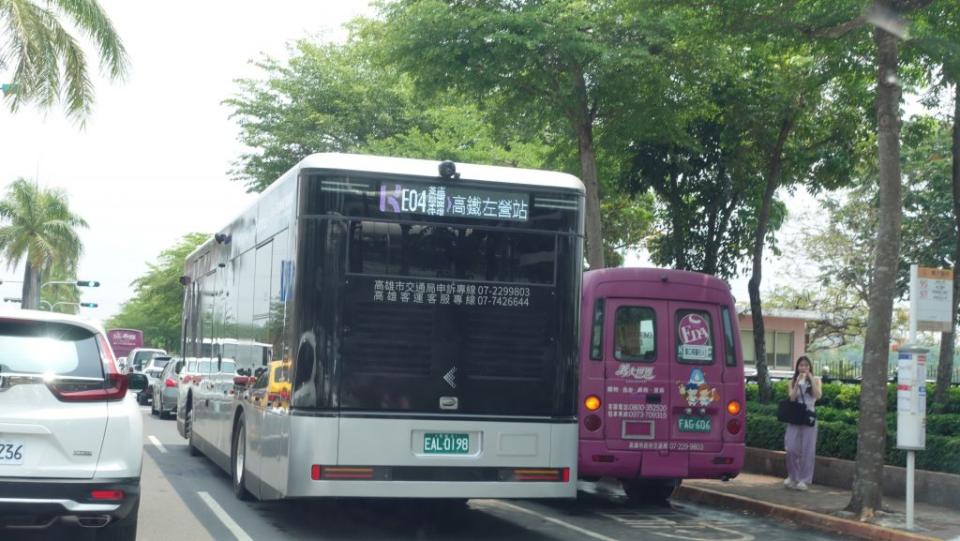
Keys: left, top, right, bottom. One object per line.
{"left": 311, "top": 465, "right": 322, "bottom": 480}
{"left": 726, "top": 419, "right": 742, "bottom": 435}
{"left": 48, "top": 373, "right": 129, "bottom": 402}
{"left": 583, "top": 414, "right": 602, "bottom": 432}
{"left": 513, "top": 468, "right": 564, "bottom": 482}
{"left": 90, "top": 489, "right": 124, "bottom": 501}
{"left": 165, "top": 378, "right": 176, "bottom": 388}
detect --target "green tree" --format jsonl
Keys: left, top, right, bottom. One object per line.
{"left": 0, "top": 0, "right": 128, "bottom": 120}
{"left": 909, "top": 2, "right": 960, "bottom": 411}
{"left": 227, "top": 32, "right": 655, "bottom": 260}
{"left": 378, "top": 0, "right": 672, "bottom": 269}
{"left": 0, "top": 179, "right": 87, "bottom": 309}
{"left": 109, "top": 233, "right": 207, "bottom": 352}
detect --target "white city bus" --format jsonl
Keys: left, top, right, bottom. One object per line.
{"left": 177, "top": 153, "right": 584, "bottom": 501}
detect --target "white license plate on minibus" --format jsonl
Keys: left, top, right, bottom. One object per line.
{"left": 424, "top": 433, "right": 469, "bottom": 454}
{"left": 0, "top": 441, "right": 24, "bottom": 465}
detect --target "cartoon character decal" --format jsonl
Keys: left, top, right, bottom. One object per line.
{"left": 678, "top": 368, "right": 719, "bottom": 407}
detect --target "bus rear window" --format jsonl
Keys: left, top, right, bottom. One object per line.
{"left": 676, "top": 310, "right": 715, "bottom": 364}
{"left": 347, "top": 220, "right": 556, "bottom": 284}
{"left": 614, "top": 307, "right": 656, "bottom": 362}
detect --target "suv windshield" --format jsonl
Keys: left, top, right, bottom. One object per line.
{"left": 151, "top": 358, "right": 171, "bottom": 368}
{"left": 0, "top": 321, "right": 103, "bottom": 379}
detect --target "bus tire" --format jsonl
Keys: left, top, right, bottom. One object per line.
{"left": 622, "top": 478, "right": 679, "bottom": 505}
{"left": 186, "top": 404, "right": 200, "bottom": 457}
{"left": 232, "top": 415, "right": 252, "bottom": 501}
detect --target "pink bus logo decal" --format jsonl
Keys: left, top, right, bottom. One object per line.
{"left": 678, "top": 313, "right": 712, "bottom": 361}
{"left": 615, "top": 364, "right": 655, "bottom": 381}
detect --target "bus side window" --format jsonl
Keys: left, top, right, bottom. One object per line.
{"left": 589, "top": 298, "right": 604, "bottom": 360}
{"left": 721, "top": 306, "right": 737, "bottom": 367}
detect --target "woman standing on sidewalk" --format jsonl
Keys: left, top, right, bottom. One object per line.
{"left": 784, "top": 356, "right": 822, "bottom": 491}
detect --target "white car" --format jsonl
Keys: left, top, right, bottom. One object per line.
{"left": 0, "top": 309, "right": 147, "bottom": 539}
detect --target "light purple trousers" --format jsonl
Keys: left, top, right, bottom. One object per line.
{"left": 784, "top": 422, "right": 818, "bottom": 485}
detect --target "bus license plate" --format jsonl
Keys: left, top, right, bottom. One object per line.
{"left": 678, "top": 417, "right": 711, "bottom": 433}
{"left": 423, "top": 433, "right": 469, "bottom": 454}
{"left": 0, "top": 441, "right": 24, "bottom": 465}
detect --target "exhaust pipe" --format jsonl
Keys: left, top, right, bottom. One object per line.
{"left": 77, "top": 515, "right": 111, "bottom": 528}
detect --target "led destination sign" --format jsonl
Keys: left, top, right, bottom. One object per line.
{"left": 379, "top": 182, "right": 529, "bottom": 222}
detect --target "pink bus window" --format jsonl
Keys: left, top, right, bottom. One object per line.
{"left": 721, "top": 306, "right": 737, "bottom": 366}
{"left": 676, "top": 310, "right": 714, "bottom": 364}
{"left": 589, "top": 299, "right": 605, "bottom": 360}
{"left": 614, "top": 307, "right": 656, "bottom": 362}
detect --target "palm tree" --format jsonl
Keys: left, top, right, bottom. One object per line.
{"left": 0, "top": 0, "right": 128, "bottom": 120}
{"left": 0, "top": 179, "right": 87, "bottom": 309}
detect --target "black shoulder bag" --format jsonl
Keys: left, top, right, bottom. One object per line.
{"left": 777, "top": 386, "right": 816, "bottom": 426}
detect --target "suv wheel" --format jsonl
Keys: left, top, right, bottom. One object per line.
{"left": 231, "top": 416, "right": 252, "bottom": 501}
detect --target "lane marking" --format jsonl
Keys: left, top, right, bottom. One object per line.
{"left": 478, "top": 500, "right": 621, "bottom": 541}
{"left": 198, "top": 491, "right": 253, "bottom": 541}
{"left": 147, "top": 435, "right": 167, "bottom": 454}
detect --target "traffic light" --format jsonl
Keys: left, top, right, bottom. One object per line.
{"left": 76, "top": 281, "right": 100, "bottom": 287}
{"left": 79, "top": 302, "right": 98, "bottom": 308}
{"left": 0, "top": 83, "right": 15, "bottom": 96}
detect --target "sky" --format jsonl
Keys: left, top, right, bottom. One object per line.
{"left": 0, "top": 0, "right": 376, "bottom": 321}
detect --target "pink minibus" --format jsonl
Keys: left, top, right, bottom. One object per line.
{"left": 578, "top": 268, "right": 745, "bottom": 502}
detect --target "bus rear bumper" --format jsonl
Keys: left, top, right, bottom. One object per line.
{"left": 282, "top": 415, "right": 578, "bottom": 499}
{"left": 284, "top": 479, "right": 576, "bottom": 499}
{"left": 577, "top": 441, "right": 744, "bottom": 480}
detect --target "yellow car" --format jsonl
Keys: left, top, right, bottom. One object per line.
{"left": 265, "top": 360, "right": 291, "bottom": 408}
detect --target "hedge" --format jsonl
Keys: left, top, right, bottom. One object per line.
{"left": 746, "top": 382, "right": 960, "bottom": 475}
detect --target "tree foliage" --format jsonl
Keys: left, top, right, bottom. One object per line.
{"left": 0, "top": 179, "right": 87, "bottom": 309}
{"left": 0, "top": 0, "right": 128, "bottom": 120}
{"left": 108, "top": 233, "right": 207, "bottom": 352}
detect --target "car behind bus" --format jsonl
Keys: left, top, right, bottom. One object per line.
{"left": 578, "top": 267, "right": 746, "bottom": 502}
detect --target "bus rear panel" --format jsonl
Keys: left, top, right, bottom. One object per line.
{"left": 284, "top": 169, "right": 582, "bottom": 498}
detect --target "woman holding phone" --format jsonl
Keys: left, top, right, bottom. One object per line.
{"left": 784, "top": 356, "right": 822, "bottom": 491}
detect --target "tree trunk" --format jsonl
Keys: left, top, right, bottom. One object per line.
{"left": 749, "top": 117, "right": 792, "bottom": 404}
{"left": 20, "top": 261, "right": 41, "bottom": 310}
{"left": 934, "top": 82, "right": 960, "bottom": 410}
{"left": 669, "top": 175, "right": 687, "bottom": 270}
{"left": 848, "top": 23, "right": 904, "bottom": 518}
{"left": 569, "top": 68, "right": 605, "bottom": 270}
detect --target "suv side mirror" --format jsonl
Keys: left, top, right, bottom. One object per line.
{"left": 127, "top": 373, "right": 148, "bottom": 392}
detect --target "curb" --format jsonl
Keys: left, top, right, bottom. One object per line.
{"left": 674, "top": 485, "right": 941, "bottom": 541}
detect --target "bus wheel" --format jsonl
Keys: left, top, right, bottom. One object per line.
{"left": 622, "top": 478, "right": 679, "bottom": 506}
{"left": 232, "top": 416, "right": 252, "bottom": 501}
{"left": 186, "top": 405, "right": 200, "bottom": 457}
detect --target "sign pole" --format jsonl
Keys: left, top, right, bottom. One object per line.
{"left": 908, "top": 264, "right": 917, "bottom": 531}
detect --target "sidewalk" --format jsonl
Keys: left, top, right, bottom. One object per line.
{"left": 675, "top": 473, "right": 960, "bottom": 541}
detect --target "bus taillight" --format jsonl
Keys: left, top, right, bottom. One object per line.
{"left": 726, "top": 400, "right": 742, "bottom": 415}
{"left": 584, "top": 395, "right": 601, "bottom": 411}
{"left": 726, "top": 419, "right": 742, "bottom": 435}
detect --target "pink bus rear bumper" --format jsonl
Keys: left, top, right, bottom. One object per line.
{"left": 577, "top": 441, "right": 744, "bottom": 480}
